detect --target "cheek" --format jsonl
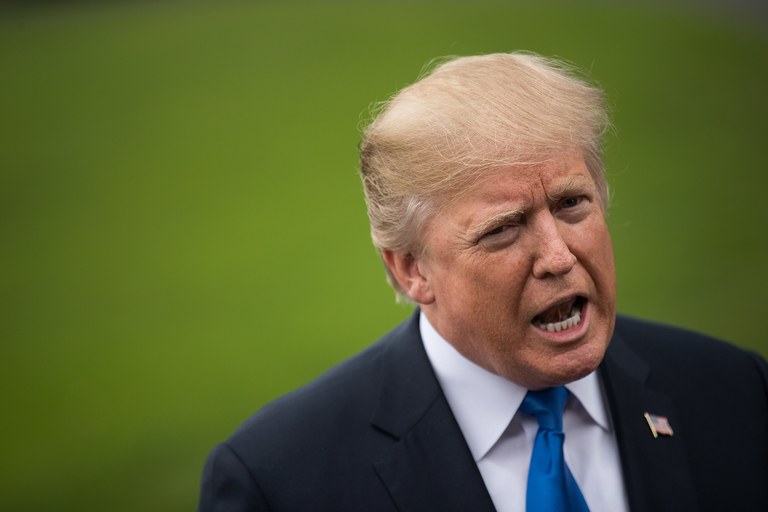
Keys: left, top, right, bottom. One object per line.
{"left": 575, "top": 223, "right": 616, "bottom": 301}
{"left": 591, "top": 232, "right": 614, "bottom": 270}
{"left": 472, "top": 260, "right": 532, "bottom": 323}
{"left": 434, "top": 254, "right": 529, "bottom": 315}
{"left": 595, "top": 229, "right": 616, "bottom": 279}
{"left": 573, "top": 218, "right": 614, "bottom": 265}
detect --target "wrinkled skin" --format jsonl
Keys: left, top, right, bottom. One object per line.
{"left": 384, "top": 153, "right": 616, "bottom": 389}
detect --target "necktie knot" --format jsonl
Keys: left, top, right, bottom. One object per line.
{"left": 519, "top": 386, "right": 568, "bottom": 431}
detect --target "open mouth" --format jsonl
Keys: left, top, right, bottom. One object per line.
{"left": 532, "top": 296, "right": 585, "bottom": 333}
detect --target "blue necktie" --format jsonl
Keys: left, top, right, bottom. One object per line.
{"left": 520, "top": 387, "right": 590, "bottom": 512}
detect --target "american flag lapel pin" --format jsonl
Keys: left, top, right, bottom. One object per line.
{"left": 644, "top": 412, "right": 674, "bottom": 438}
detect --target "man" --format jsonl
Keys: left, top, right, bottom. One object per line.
{"left": 198, "top": 52, "right": 768, "bottom": 511}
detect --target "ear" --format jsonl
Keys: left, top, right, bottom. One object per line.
{"left": 381, "top": 249, "right": 435, "bottom": 305}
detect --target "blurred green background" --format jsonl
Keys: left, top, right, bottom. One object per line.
{"left": 1, "top": 1, "right": 766, "bottom": 510}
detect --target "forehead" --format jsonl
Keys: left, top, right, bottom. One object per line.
{"left": 452, "top": 154, "right": 594, "bottom": 211}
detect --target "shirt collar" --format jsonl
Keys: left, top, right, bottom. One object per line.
{"left": 420, "top": 313, "right": 611, "bottom": 462}
{"left": 565, "top": 368, "right": 612, "bottom": 432}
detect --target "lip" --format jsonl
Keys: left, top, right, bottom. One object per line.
{"left": 530, "top": 295, "right": 590, "bottom": 343}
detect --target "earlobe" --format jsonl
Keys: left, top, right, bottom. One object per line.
{"left": 381, "top": 249, "right": 435, "bottom": 304}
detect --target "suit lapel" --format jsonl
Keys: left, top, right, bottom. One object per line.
{"left": 370, "top": 313, "right": 705, "bottom": 512}
{"left": 601, "top": 329, "right": 699, "bottom": 512}
{"left": 370, "top": 312, "right": 497, "bottom": 512}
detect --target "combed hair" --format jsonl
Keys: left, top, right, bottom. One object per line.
{"left": 359, "top": 52, "right": 611, "bottom": 298}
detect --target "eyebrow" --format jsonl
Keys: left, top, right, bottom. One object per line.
{"left": 545, "top": 175, "right": 592, "bottom": 202}
{"left": 469, "top": 208, "right": 526, "bottom": 240}
{"left": 467, "top": 175, "right": 594, "bottom": 240}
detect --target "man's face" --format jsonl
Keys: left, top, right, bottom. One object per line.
{"left": 411, "top": 153, "right": 616, "bottom": 389}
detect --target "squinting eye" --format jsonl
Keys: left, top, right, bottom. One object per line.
{"left": 486, "top": 225, "right": 506, "bottom": 236}
{"left": 480, "top": 224, "right": 519, "bottom": 245}
{"left": 478, "top": 223, "right": 519, "bottom": 249}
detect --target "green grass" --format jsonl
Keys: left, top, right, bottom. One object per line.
{"left": 1, "top": 1, "right": 766, "bottom": 510}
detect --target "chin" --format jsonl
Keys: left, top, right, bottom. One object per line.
{"left": 568, "top": 343, "right": 607, "bottom": 377}
{"left": 538, "top": 342, "right": 607, "bottom": 387}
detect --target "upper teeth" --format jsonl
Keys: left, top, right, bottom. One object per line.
{"left": 534, "top": 304, "right": 582, "bottom": 332}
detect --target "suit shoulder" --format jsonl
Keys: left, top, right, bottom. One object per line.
{"left": 231, "top": 337, "right": 385, "bottom": 444}
{"left": 200, "top": 314, "right": 427, "bottom": 511}
{"left": 225, "top": 314, "right": 420, "bottom": 456}
{"left": 614, "top": 313, "right": 768, "bottom": 377}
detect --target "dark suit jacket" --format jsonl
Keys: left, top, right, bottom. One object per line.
{"left": 198, "top": 313, "right": 768, "bottom": 511}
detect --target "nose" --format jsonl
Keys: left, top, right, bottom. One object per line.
{"left": 532, "top": 217, "right": 577, "bottom": 279}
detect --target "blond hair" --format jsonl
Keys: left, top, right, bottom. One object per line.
{"left": 359, "top": 52, "right": 610, "bottom": 297}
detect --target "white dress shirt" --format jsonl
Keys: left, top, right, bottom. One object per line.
{"left": 420, "top": 314, "right": 629, "bottom": 512}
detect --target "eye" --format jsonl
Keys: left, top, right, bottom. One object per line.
{"left": 478, "top": 223, "right": 520, "bottom": 250}
{"left": 556, "top": 195, "right": 591, "bottom": 223}
{"left": 484, "top": 223, "right": 520, "bottom": 239}
{"left": 486, "top": 225, "right": 507, "bottom": 236}
{"left": 560, "top": 196, "right": 583, "bottom": 209}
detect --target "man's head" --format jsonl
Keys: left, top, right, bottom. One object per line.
{"left": 359, "top": 52, "right": 616, "bottom": 389}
